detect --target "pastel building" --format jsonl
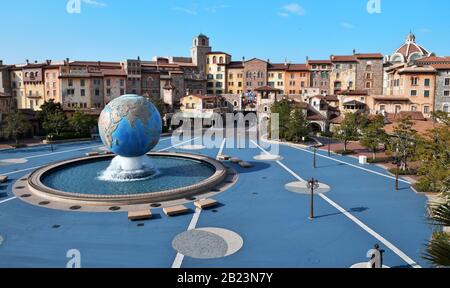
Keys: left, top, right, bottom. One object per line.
{"left": 308, "top": 60, "right": 332, "bottom": 95}
{"left": 267, "top": 63, "right": 287, "bottom": 95}
{"left": 285, "top": 64, "right": 309, "bottom": 96}
{"left": 226, "top": 61, "right": 244, "bottom": 95}
{"left": 330, "top": 55, "right": 357, "bottom": 94}
{"left": 206, "top": 52, "right": 231, "bottom": 95}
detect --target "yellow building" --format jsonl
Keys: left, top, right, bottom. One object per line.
{"left": 226, "top": 61, "right": 244, "bottom": 95}
{"left": 11, "top": 63, "right": 47, "bottom": 110}
{"left": 44, "top": 64, "right": 62, "bottom": 104}
{"left": 373, "top": 65, "right": 436, "bottom": 117}
{"left": 268, "top": 63, "right": 287, "bottom": 95}
{"left": 206, "top": 52, "right": 231, "bottom": 95}
{"left": 330, "top": 55, "right": 357, "bottom": 94}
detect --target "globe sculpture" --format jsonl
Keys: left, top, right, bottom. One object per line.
{"left": 98, "top": 94, "right": 162, "bottom": 181}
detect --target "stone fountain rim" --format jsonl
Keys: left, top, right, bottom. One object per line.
{"left": 24, "top": 152, "right": 228, "bottom": 205}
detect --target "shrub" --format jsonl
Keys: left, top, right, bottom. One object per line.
{"left": 334, "top": 149, "right": 355, "bottom": 155}
{"left": 388, "top": 167, "right": 418, "bottom": 176}
{"left": 367, "top": 158, "right": 390, "bottom": 164}
{"left": 414, "top": 178, "right": 438, "bottom": 193}
{"left": 47, "top": 132, "right": 91, "bottom": 141}
{"left": 320, "top": 131, "right": 334, "bottom": 138}
{"left": 10, "top": 143, "right": 27, "bottom": 149}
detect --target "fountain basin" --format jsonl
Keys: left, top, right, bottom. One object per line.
{"left": 24, "top": 152, "right": 228, "bottom": 206}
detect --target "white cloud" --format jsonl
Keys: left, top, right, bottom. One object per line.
{"left": 341, "top": 22, "right": 355, "bottom": 29}
{"left": 204, "top": 4, "right": 230, "bottom": 13}
{"left": 173, "top": 6, "right": 198, "bottom": 15}
{"left": 279, "top": 3, "right": 306, "bottom": 17}
{"left": 82, "top": 0, "right": 107, "bottom": 7}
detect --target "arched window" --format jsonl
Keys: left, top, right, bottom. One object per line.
{"left": 443, "top": 104, "right": 449, "bottom": 113}
{"left": 234, "top": 101, "right": 238, "bottom": 107}
{"left": 219, "top": 56, "right": 224, "bottom": 64}
{"left": 213, "top": 56, "right": 217, "bottom": 64}
{"left": 207, "top": 58, "right": 210, "bottom": 64}
{"left": 202, "top": 38, "right": 206, "bottom": 46}
{"left": 366, "top": 65, "right": 372, "bottom": 71}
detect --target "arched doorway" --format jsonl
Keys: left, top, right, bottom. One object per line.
{"left": 308, "top": 123, "right": 322, "bottom": 135}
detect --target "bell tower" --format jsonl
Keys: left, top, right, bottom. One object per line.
{"left": 191, "top": 34, "right": 211, "bottom": 74}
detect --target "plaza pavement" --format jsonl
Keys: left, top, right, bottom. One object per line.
{"left": 0, "top": 134, "right": 433, "bottom": 268}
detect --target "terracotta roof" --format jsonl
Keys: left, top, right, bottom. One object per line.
{"left": 415, "top": 56, "right": 450, "bottom": 64}
{"left": 385, "top": 119, "right": 439, "bottom": 135}
{"left": 337, "top": 90, "right": 368, "bottom": 96}
{"left": 227, "top": 61, "right": 244, "bottom": 69}
{"left": 287, "top": 64, "right": 308, "bottom": 71}
{"left": 430, "top": 63, "right": 450, "bottom": 70}
{"left": 343, "top": 100, "right": 366, "bottom": 106}
{"left": 330, "top": 55, "right": 357, "bottom": 62}
{"left": 329, "top": 115, "right": 343, "bottom": 124}
{"left": 386, "top": 112, "right": 426, "bottom": 122}
{"left": 372, "top": 96, "right": 412, "bottom": 102}
{"left": 398, "top": 65, "right": 436, "bottom": 74}
{"left": 324, "top": 95, "right": 339, "bottom": 101}
{"left": 308, "top": 60, "right": 332, "bottom": 65}
{"left": 254, "top": 86, "right": 283, "bottom": 92}
{"left": 307, "top": 113, "right": 325, "bottom": 121}
{"left": 355, "top": 53, "right": 384, "bottom": 59}
{"left": 268, "top": 63, "right": 288, "bottom": 71}
{"left": 206, "top": 51, "right": 231, "bottom": 56}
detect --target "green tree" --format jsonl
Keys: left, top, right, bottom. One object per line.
{"left": 38, "top": 99, "right": 64, "bottom": 123}
{"left": 415, "top": 112, "right": 450, "bottom": 192}
{"left": 387, "top": 116, "right": 418, "bottom": 171}
{"left": 269, "top": 99, "right": 291, "bottom": 140}
{"left": 69, "top": 111, "right": 97, "bottom": 136}
{"left": 43, "top": 110, "right": 68, "bottom": 137}
{"left": 286, "top": 106, "right": 309, "bottom": 142}
{"left": 3, "top": 110, "right": 32, "bottom": 145}
{"left": 334, "top": 112, "right": 367, "bottom": 151}
{"left": 359, "top": 115, "right": 388, "bottom": 160}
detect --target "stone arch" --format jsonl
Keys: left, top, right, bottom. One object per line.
{"left": 308, "top": 122, "right": 323, "bottom": 134}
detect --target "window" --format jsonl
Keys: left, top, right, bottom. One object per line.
{"left": 335, "top": 64, "right": 341, "bottom": 70}
{"left": 68, "top": 79, "right": 73, "bottom": 87}
{"left": 107, "top": 89, "right": 111, "bottom": 95}
{"left": 380, "top": 105, "right": 386, "bottom": 112}
{"left": 95, "top": 89, "right": 100, "bottom": 96}
{"left": 81, "top": 89, "right": 85, "bottom": 96}
{"left": 207, "top": 74, "right": 214, "bottom": 80}
{"left": 219, "top": 57, "right": 224, "bottom": 64}
{"left": 106, "top": 79, "right": 111, "bottom": 86}
{"left": 216, "top": 82, "right": 223, "bottom": 88}
{"left": 424, "top": 90, "right": 430, "bottom": 98}
{"left": 365, "top": 82, "right": 372, "bottom": 89}
{"left": 278, "top": 73, "right": 283, "bottom": 79}
{"left": 80, "top": 79, "right": 85, "bottom": 87}
{"left": 443, "top": 105, "right": 449, "bottom": 113}
{"left": 229, "top": 73, "right": 233, "bottom": 79}
{"left": 411, "top": 106, "right": 417, "bottom": 112}
{"left": 207, "top": 82, "right": 214, "bottom": 88}
{"left": 216, "top": 74, "right": 223, "bottom": 80}
{"left": 120, "top": 79, "right": 125, "bottom": 87}
{"left": 410, "top": 90, "right": 417, "bottom": 96}
{"left": 217, "top": 66, "right": 222, "bottom": 72}
{"left": 445, "top": 78, "right": 450, "bottom": 86}
{"left": 411, "top": 77, "right": 419, "bottom": 86}
{"left": 424, "top": 106, "right": 430, "bottom": 114}
{"left": 424, "top": 79, "right": 430, "bottom": 87}
{"left": 120, "top": 89, "right": 125, "bottom": 95}
{"left": 444, "top": 91, "right": 450, "bottom": 97}
{"left": 213, "top": 56, "right": 217, "bottom": 64}
{"left": 395, "top": 105, "right": 401, "bottom": 113}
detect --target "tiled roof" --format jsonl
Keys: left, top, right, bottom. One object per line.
{"left": 329, "top": 115, "right": 343, "bottom": 124}
{"left": 372, "top": 96, "right": 412, "bottom": 102}
{"left": 398, "top": 65, "right": 436, "bottom": 74}
{"left": 308, "top": 60, "right": 332, "bottom": 65}
{"left": 354, "top": 53, "right": 384, "bottom": 59}
{"left": 330, "top": 55, "right": 357, "bottom": 62}
{"left": 227, "top": 61, "right": 244, "bottom": 69}
{"left": 337, "top": 90, "right": 368, "bottom": 96}
{"left": 268, "top": 63, "right": 288, "bottom": 71}
{"left": 386, "top": 112, "right": 426, "bottom": 122}
{"left": 287, "top": 64, "right": 308, "bottom": 71}
{"left": 255, "top": 86, "right": 283, "bottom": 92}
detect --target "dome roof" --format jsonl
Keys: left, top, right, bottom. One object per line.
{"left": 390, "top": 33, "right": 431, "bottom": 63}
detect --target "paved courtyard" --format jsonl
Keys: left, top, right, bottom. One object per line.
{"left": 0, "top": 134, "right": 433, "bottom": 268}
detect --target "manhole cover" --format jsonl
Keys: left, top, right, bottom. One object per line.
{"left": 109, "top": 206, "right": 121, "bottom": 211}
{"left": 39, "top": 201, "right": 50, "bottom": 206}
{"left": 70, "top": 206, "right": 82, "bottom": 210}
{"left": 20, "top": 194, "right": 32, "bottom": 198}
{"left": 172, "top": 228, "right": 243, "bottom": 259}
{"left": 150, "top": 203, "right": 161, "bottom": 208}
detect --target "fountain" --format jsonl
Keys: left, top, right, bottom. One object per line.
{"left": 14, "top": 95, "right": 235, "bottom": 211}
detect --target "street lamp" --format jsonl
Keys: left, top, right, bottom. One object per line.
{"left": 307, "top": 178, "right": 320, "bottom": 219}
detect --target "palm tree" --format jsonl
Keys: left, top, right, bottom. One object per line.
{"left": 423, "top": 178, "right": 450, "bottom": 267}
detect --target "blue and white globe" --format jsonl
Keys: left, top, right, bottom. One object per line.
{"left": 98, "top": 94, "right": 162, "bottom": 158}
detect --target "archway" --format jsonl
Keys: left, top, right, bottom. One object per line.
{"left": 308, "top": 123, "right": 322, "bottom": 134}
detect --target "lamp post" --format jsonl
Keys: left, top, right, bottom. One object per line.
{"left": 313, "top": 145, "right": 317, "bottom": 168}
{"left": 307, "top": 178, "right": 320, "bottom": 220}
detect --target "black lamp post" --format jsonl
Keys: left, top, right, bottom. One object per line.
{"left": 313, "top": 145, "right": 317, "bottom": 168}
{"left": 307, "top": 178, "right": 320, "bottom": 219}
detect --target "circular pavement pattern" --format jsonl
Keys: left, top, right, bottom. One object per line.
{"left": 285, "top": 181, "right": 331, "bottom": 195}
{"left": 253, "top": 154, "right": 283, "bottom": 161}
{"left": 172, "top": 228, "right": 243, "bottom": 259}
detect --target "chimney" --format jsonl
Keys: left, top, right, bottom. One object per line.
{"left": 306, "top": 56, "right": 309, "bottom": 62}
{"left": 353, "top": 49, "right": 356, "bottom": 55}
{"left": 26, "top": 59, "right": 29, "bottom": 64}
{"left": 66, "top": 58, "right": 70, "bottom": 64}
{"left": 0, "top": 60, "right": 3, "bottom": 66}
{"left": 267, "top": 59, "right": 270, "bottom": 63}
{"left": 284, "top": 58, "right": 288, "bottom": 66}
{"left": 137, "top": 56, "right": 141, "bottom": 61}
{"left": 46, "top": 59, "right": 51, "bottom": 65}
{"left": 242, "top": 56, "right": 245, "bottom": 62}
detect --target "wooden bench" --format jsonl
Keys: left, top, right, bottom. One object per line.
{"left": 217, "top": 155, "right": 230, "bottom": 161}
{"left": 0, "top": 175, "right": 8, "bottom": 183}
{"left": 230, "top": 157, "right": 241, "bottom": 164}
{"left": 163, "top": 205, "right": 189, "bottom": 217}
{"left": 86, "top": 152, "right": 100, "bottom": 157}
{"left": 194, "top": 199, "right": 219, "bottom": 210}
{"left": 128, "top": 210, "right": 153, "bottom": 221}
{"left": 238, "top": 161, "right": 253, "bottom": 168}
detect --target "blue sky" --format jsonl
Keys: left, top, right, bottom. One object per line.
{"left": 0, "top": 0, "right": 449, "bottom": 64}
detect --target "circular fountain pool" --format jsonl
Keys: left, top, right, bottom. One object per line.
{"left": 21, "top": 152, "right": 230, "bottom": 208}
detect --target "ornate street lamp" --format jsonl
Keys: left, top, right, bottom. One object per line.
{"left": 307, "top": 178, "right": 320, "bottom": 219}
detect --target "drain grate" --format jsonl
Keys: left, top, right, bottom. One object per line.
{"left": 15, "top": 186, "right": 25, "bottom": 189}
{"left": 252, "top": 192, "right": 259, "bottom": 195}
{"left": 109, "top": 206, "right": 121, "bottom": 211}
{"left": 20, "top": 194, "right": 32, "bottom": 198}
{"left": 39, "top": 201, "right": 50, "bottom": 206}
{"left": 212, "top": 209, "right": 219, "bottom": 213}
{"left": 150, "top": 203, "right": 161, "bottom": 208}
{"left": 69, "top": 205, "right": 82, "bottom": 210}
{"left": 137, "top": 223, "right": 145, "bottom": 227}
{"left": 52, "top": 225, "right": 61, "bottom": 229}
